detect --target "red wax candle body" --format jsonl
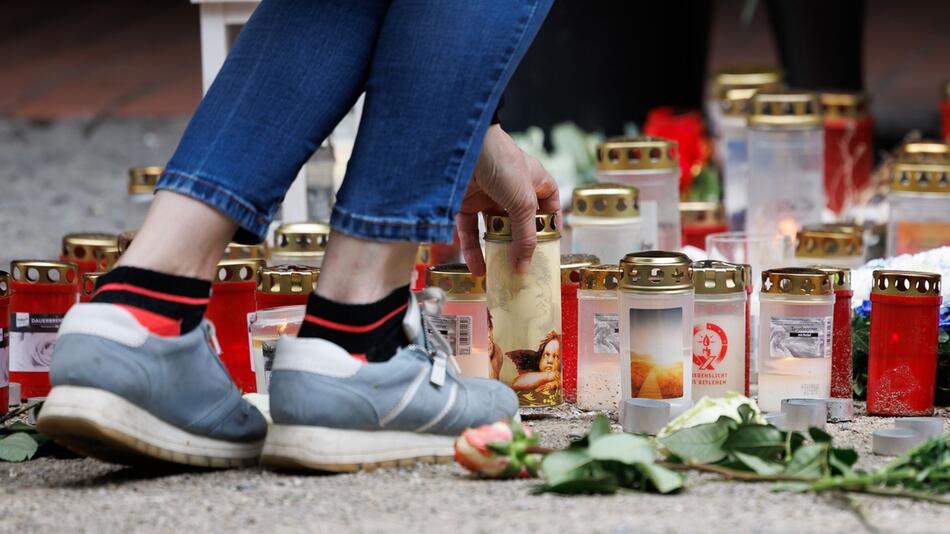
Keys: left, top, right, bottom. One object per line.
{"left": 59, "top": 256, "right": 99, "bottom": 280}
{"left": 207, "top": 281, "right": 259, "bottom": 393}
{"left": 561, "top": 283, "right": 579, "bottom": 403}
{"left": 256, "top": 291, "right": 309, "bottom": 311}
{"left": 867, "top": 292, "right": 941, "bottom": 415}
{"left": 412, "top": 263, "right": 430, "bottom": 292}
{"left": 823, "top": 116, "right": 872, "bottom": 214}
{"left": 9, "top": 282, "right": 77, "bottom": 398}
{"left": 0, "top": 290, "right": 9, "bottom": 414}
{"left": 682, "top": 223, "right": 729, "bottom": 250}
{"left": 830, "top": 288, "right": 853, "bottom": 398}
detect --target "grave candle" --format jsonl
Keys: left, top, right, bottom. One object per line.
{"left": 256, "top": 265, "right": 319, "bottom": 310}
{"left": 425, "top": 263, "right": 489, "bottom": 379}
{"left": 223, "top": 241, "right": 269, "bottom": 261}
{"left": 680, "top": 202, "right": 728, "bottom": 250}
{"left": 79, "top": 272, "right": 104, "bottom": 303}
{"left": 716, "top": 87, "right": 756, "bottom": 230}
{"left": 59, "top": 233, "right": 118, "bottom": 279}
{"left": 270, "top": 222, "right": 329, "bottom": 268}
{"left": 576, "top": 265, "right": 621, "bottom": 411}
{"left": 886, "top": 159, "right": 950, "bottom": 257}
{"left": 568, "top": 183, "right": 643, "bottom": 262}
{"left": 560, "top": 254, "right": 600, "bottom": 403}
{"left": 820, "top": 92, "right": 872, "bottom": 215}
{"left": 690, "top": 260, "right": 747, "bottom": 401}
{"left": 126, "top": 166, "right": 161, "bottom": 229}
{"left": 809, "top": 265, "right": 853, "bottom": 399}
{"left": 207, "top": 259, "right": 265, "bottom": 393}
{"left": 794, "top": 225, "right": 865, "bottom": 269}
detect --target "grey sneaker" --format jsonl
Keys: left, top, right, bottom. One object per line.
{"left": 261, "top": 291, "right": 517, "bottom": 472}
{"left": 37, "top": 303, "right": 267, "bottom": 468}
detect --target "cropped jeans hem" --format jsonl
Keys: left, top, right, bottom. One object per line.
{"left": 329, "top": 205, "right": 456, "bottom": 244}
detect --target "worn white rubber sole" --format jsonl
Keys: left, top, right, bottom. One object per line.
{"left": 37, "top": 386, "right": 263, "bottom": 468}
{"left": 261, "top": 424, "right": 455, "bottom": 473}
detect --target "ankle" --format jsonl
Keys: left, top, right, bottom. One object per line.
{"left": 314, "top": 233, "right": 417, "bottom": 304}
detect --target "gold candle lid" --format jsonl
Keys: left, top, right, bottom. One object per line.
{"left": 224, "top": 241, "right": 269, "bottom": 261}
{"left": 711, "top": 66, "right": 784, "bottom": 99}
{"left": 128, "top": 166, "right": 163, "bottom": 194}
{"left": 215, "top": 259, "right": 265, "bottom": 284}
{"left": 484, "top": 212, "right": 560, "bottom": 242}
{"left": 595, "top": 136, "right": 679, "bottom": 172}
{"left": 895, "top": 140, "right": 950, "bottom": 164}
{"left": 748, "top": 91, "right": 822, "bottom": 128}
{"left": 257, "top": 264, "right": 320, "bottom": 294}
{"left": 619, "top": 251, "right": 692, "bottom": 291}
{"left": 872, "top": 270, "right": 941, "bottom": 297}
{"left": 795, "top": 225, "right": 864, "bottom": 257}
{"left": 425, "top": 263, "right": 486, "bottom": 295}
{"left": 680, "top": 202, "right": 726, "bottom": 227}
{"left": 691, "top": 260, "right": 745, "bottom": 294}
{"left": 272, "top": 222, "right": 330, "bottom": 258}
{"left": 761, "top": 267, "right": 832, "bottom": 296}
{"left": 719, "top": 87, "right": 757, "bottom": 117}
{"left": 95, "top": 246, "right": 121, "bottom": 272}
{"left": 808, "top": 265, "right": 852, "bottom": 291}
{"left": 580, "top": 264, "right": 622, "bottom": 291}
{"left": 571, "top": 183, "right": 639, "bottom": 218}
{"left": 10, "top": 260, "right": 78, "bottom": 285}
{"left": 81, "top": 272, "right": 105, "bottom": 299}
{"left": 0, "top": 270, "right": 8, "bottom": 298}
{"left": 560, "top": 254, "right": 600, "bottom": 285}
{"left": 61, "top": 233, "right": 118, "bottom": 261}
{"left": 819, "top": 92, "right": 870, "bottom": 119}
{"left": 739, "top": 263, "right": 752, "bottom": 288}
{"left": 416, "top": 244, "right": 432, "bottom": 265}
{"left": 890, "top": 162, "right": 950, "bottom": 194}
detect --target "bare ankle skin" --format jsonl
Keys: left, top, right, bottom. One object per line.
{"left": 315, "top": 232, "right": 417, "bottom": 304}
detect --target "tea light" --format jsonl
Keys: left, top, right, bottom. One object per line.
{"left": 782, "top": 398, "right": 827, "bottom": 431}
{"left": 825, "top": 398, "right": 854, "bottom": 422}
{"left": 621, "top": 398, "right": 671, "bottom": 435}
{"left": 872, "top": 428, "right": 922, "bottom": 456}
{"left": 894, "top": 417, "right": 945, "bottom": 441}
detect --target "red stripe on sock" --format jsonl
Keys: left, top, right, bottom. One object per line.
{"left": 303, "top": 303, "right": 409, "bottom": 334}
{"left": 117, "top": 305, "right": 182, "bottom": 337}
{"left": 94, "top": 283, "right": 210, "bottom": 306}
{"left": 350, "top": 353, "right": 368, "bottom": 363}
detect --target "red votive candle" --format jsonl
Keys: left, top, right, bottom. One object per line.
{"left": 867, "top": 270, "right": 942, "bottom": 416}
{"left": 560, "top": 254, "right": 599, "bottom": 403}
{"left": 256, "top": 265, "right": 319, "bottom": 310}
{"left": 820, "top": 93, "right": 872, "bottom": 215}
{"left": 9, "top": 261, "right": 78, "bottom": 399}
{"left": 207, "top": 259, "right": 264, "bottom": 393}
{"left": 59, "top": 233, "right": 118, "bottom": 279}
{"left": 79, "top": 272, "right": 104, "bottom": 304}
{"left": 680, "top": 202, "right": 727, "bottom": 250}
{"left": 811, "top": 265, "right": 853, "bottom": 398}
{"left": 0, "top": 271, "right": 10, "bottom": 414}
{"left": 412, "top": 244, "right": 433, "bottom": 292}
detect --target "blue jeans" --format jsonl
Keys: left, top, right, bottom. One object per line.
{"left": 157, "top": 0, "right": 551, "bottom": 244}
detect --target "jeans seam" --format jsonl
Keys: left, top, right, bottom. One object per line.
{"left": 156, "top": 170, "right": 269, "bottom": 238}
{"left": 331, "top": 204, "right": 455, "bottom": 228}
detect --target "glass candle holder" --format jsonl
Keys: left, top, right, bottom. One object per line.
{"left": 619, "top": 251, "right": 694, "bottom": 416}
{"left": 747, "top": 91, "right": 825, "bottom": 239}
{"left": 8, "top": 261, "right": 78, "bottom": 399}
{"left": 794, "top": 225, "right": 865, "bottom": 269}
{"left": 706, "top": 65, "right": 783, "bottom": 140}
{"left": 594, "top": 136, "right": 681, "bottom": 250}
{"left": 867, "top": 270, "right": 942, "bottom": 416}
{"left": 680, "top": 202, "right": 728, "bottom": 250}
{"left": 485, "top": 213, "right": 562, "bottom": 407}
{"left": 256, "top": 265, "right": 319, "bottom": 310}
{"left": 79, "top": 272, "right": 104, "bottom": 303}
{"left": 690, "top": 261, "right": 747, "bottom": 401}
{"left": 576, "top": 265, "right": 621, "bottom": 411}
{"left": 757, "top": 268, "right": 834, "bottom": 412}
{"left": 60, "top": 233, "right": 118, "bottom": 279}
{"left": 820, "top": 92, "right": 873, "bottom": 215}
{"left": 425, "top": 263, "right": 490, "bottom": 379}
{"left": 887, "top": 161, "right": 950, "bottom": 256}
{"left": 568, "top": 183, "right": 643, "bottom": 263}
{"left": 126, "top": 166, "right": 161, "bottom": 229}
{"left": 717, "top": 87, "right": 756, "bottom": 230}
{"left": 809, "top": 265, "right": 853, "bottom": 399}
{"left": 207, "top": 259, "right": 265, "bottom": 394}
{"left": 560, "top": 254, "right": 600, "bottom": 403}
{"left": 270, "top": 222, "right": 328, "bottom": 268}
{"left": 0, "top": 271, "right": 9, "bottom": 414}
{"left": 248, "top": 305, "right": 304, "bottom": 393}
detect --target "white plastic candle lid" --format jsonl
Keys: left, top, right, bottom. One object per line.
{"left": 764, "top": 412, "right": 787, "bottom": 430}
{"left": 825, "top": 398, "right": 854, "bottom": 423}
{"left": 8, "top": 383, "right": 21, "bottom": 407}
{"left": 621, "top": 398, "right": 671, "bottom": 436}
{"left": 782, "top": 399, "right": 827, "bottom": 431}
{"left": 895, "top": 417, "right": 945, "bottom": 441}
{"left": 872, "top": 428, "right": 924, "bottom": 456}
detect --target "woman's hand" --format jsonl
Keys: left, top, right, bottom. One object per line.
{"left": 457, "top": 125, "right": 560, "bottom": 275}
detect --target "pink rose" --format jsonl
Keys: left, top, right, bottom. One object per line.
{"left": 454, "top": 420, "right": 540, "bottom": 479}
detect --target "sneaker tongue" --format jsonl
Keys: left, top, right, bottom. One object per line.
{"left": 402, "top": 293, "right": 425, "bottom": 346}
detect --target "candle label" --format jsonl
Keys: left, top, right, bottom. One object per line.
{"left": 593, "top": 313, "right": 620, "bottom": 354}
{"left": 425, "top": 314, "right": 472, "bottom": 356}
{"left": 0, "top": 327, "right": 7, "bottom": 388}
{"left": 629, "top": 307, "right": 684, "bottom": 400}
{"left": 895, "top": 221, "right": 950, "bottom": 256}
{"left": 9, "top": 313, "right": 63, "bottom": 372}
{"left": 769, "top": 316, "right": 832, "bottom": 359}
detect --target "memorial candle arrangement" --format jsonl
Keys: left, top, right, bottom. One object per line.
{"left": 690, "top": 260, "right": 747, "bottom": 401}
{"left": 619, "top": 251, "right": 694, "bottom": 416}
{"left": 794, "top": 225, "right": 865, "bottom": 269}
{"left": 680, "top": 202, "right": 728, "bottom": 250}
{"left": 757, "top": 268, "right": 834, "bottom": 412}
{"left": 485, "top": 212, "right": 562, "bottom": 407}
{"left": 747, "top": 91, "right": 825, "bottom": 238}
{"left": 59, "top": 233, "right": 118, "bottom": 279}
{"left": 568, "top": 183, "right": 644, "bottom": 262}
{"left": 256, "top": 265, "right": 320, "bottom": 310}
{"left": 126, "top": 166, "right": 161, "bottom": 229}
{"left": 820, "top": 92, "right": 872, "bottom": 215}
{"left": 809, "top": 265, "right": 853, "bottom": 399}
{"left": 560, "top": 254, "right": 600, "bottom": 403}
{"left": 886, "top": 158, "right": 950, "bottom": 257}
{"left": 8, "top": 261, "right": 78, "bottom": 399}
{"left": 270, "top": 222, "right": 329, "bottom": 268}
{"left": 594, "top": 136, "right": 680, "bottom": 250}
{"left": 0, "top": 271, "right": 9, "bottom": 414}
{"left": 867, "top": 270, "right": 942, "bottom": 416}
{"left": 575, "top": 265, "right": 621, "bottom": 411}
{"left": 207, "top": 259, "right": 265, "bottom": 393}
{"left": 425, "top": 263, "right": 490, "bottom": 379}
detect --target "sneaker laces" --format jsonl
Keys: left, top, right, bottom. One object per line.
{"left": 414, "top": 287, "right": 461, "bottom": 386}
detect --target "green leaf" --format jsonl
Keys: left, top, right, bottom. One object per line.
{"left": 587, "top": 415, "right": 611, "bottom": 443}
{"left": 722, "top": 425, "right": 786, "bottom": 460}
{"left": 660, "top": 422, "right": 730, "bottom": 464}
{"left": 733, "top": 451, "right": 784, "bottom": 475}
{"left": 635, "top": 462, "right": 684, "bottom": 494}
{"left": 587, "top": 433, "right": 656, "bottom": 465}
{"left": 828, "top": 447, "right": 858, "bottom": 476}
{"left": 536, "top": 474, "right": 619, "bottom": 495}
{"left": 0, "top": 433, "right": 39, "bottom": 462}
{"left": 540, "top": 448, "right": 593, "bottom": 487}
{"left": 808, "top": 428, "right": 832, "bottom": 443}
{"left": 737, "top": 403, "right": 755, "bottom": 425}
{"left": 784, "top": 443, "right": 826, "bottom": 478}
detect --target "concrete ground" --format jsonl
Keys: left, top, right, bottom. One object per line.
{"left": 0, "top": 404, "right": 947, "bottom": 534}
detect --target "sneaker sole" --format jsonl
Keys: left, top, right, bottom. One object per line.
{"left": 261, "top": 424, "right": 455, "bottom": 473}
{"left": 37, "top": 386, "right": 263, "bottom": 469}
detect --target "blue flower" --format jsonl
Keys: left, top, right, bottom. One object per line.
{"left": 856, "top": 300, "right": 872, "bottom": 319}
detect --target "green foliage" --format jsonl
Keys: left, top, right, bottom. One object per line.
{"left": 0, "top": 401, "right": 52, "bottom": 463}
